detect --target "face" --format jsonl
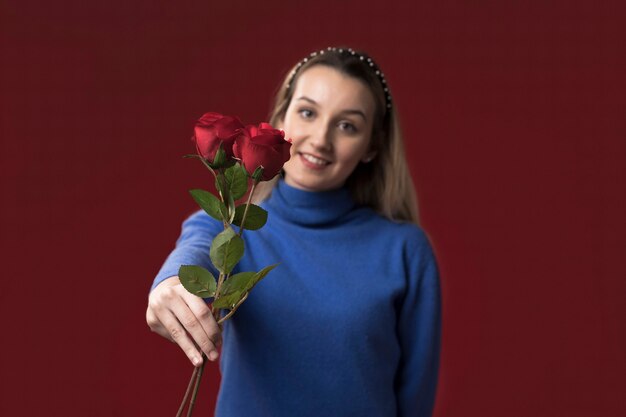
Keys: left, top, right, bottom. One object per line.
{"left": 279, "top": 65, "right": 377, "bottom": 192}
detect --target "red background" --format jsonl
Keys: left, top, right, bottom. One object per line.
{"left": 1, "top": 1, "right": 624, "bottom": 416}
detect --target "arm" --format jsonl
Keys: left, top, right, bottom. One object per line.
{"left": 396, "top": 230, "right": 442, "bottom": 417}
{"left": 146, "top": 210, "right": 223, "bottom": 367}
{"left": 151, "top": 210, "right": 222, "bottom": 291}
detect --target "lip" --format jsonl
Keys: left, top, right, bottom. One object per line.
{"left": 298, "top": 152, "right": 331, "bottom": 170}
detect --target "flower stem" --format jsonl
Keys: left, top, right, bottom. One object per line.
{"left": 176, "top": 365, "right": 199, "bottom": 417}
{"left": 186, "top": 358, "right": 205, "bottom": 417}
{"left": 199, "top": 157, "right": 216, "bottom": 176}
{"left": 214, "top": 272, "right": 226, "bottom": 303}
{"left": 178, "top": 308, "right": 223, "bottom": 417}
{"left": 237, "top": 180, "right": 259, "bottom": 237}
{"left": 200, "top": 160, "right": 229, "bottom": 228}
{"left": 217, "top": 292, "right": 249, "bottom": 325}
{"left": 215, "top": 171, "right": 226, "bottom": 203}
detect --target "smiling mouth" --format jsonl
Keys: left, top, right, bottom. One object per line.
{"left": 300, "top": 152, "right": 331, "bottom": 166}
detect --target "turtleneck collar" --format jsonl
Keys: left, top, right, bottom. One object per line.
{"left": 264, "top": 179, "right": 356, "bottom": 226}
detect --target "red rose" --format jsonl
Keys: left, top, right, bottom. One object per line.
{"left": 233, "top": 123, "right": 292, "bottom": 181}
{"left": 193, "top": 112, "right": 245, "bottom": 162}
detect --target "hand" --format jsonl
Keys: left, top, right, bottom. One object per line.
{"left": 146, "top": 276, "right": 221, "bottom": 367}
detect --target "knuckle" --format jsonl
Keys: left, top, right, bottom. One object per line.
{"left": 146, "top": 316, "right": 159, "bottom": 329}
{"left": 147, "top": 296, "right": 160, "bottom": 310}
{"left": 169, "top": 326, "right": 184, "bottom": 341}
{"left": 161, "top": 286, "right": 177, "bottom": 301}
{"left": 181, "top": 315, "right": 198, "bottom": 329}
{"left": 145, "top": 310, "right": 160, "bottom": 330}
{"left": 198, "top": 338, "right": 213, "bottom": 352}
{"left": 185, "top": 348, "right": 199, "bottom": 363}
{"left": 197, "top": 308, "right": 212, "bottom": 321}
{"left": 207, "top": 330, "right": 222, "bottom": 346}
{"left": 149, "top": 293, "right": 167, "bottom": 309}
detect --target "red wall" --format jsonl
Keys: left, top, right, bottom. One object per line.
{"left": 1, "top": 1, "right": 624, "bottom": 416}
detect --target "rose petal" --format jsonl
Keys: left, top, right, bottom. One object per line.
{"left": 197, "top": 112, "right": 223, "bottom": 125}
{"left": 245, "top": 124, "right": 259, "bottom": 137}
{"left": 250, "top": 133, "right": 284, "bottom": 146}
{"left": 232, "top": 132, "right": 249, "bottom": 159}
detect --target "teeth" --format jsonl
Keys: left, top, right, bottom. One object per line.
{"left": 302, "top": 153, "right": 329, "bottom": 165}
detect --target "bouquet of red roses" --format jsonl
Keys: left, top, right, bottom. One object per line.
{"left": 176, "top": 112, "right": 291, "bottom": 417}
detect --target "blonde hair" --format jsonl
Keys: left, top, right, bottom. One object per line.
{"left": 254, "top": 48, "right": 420, "bottom": 224}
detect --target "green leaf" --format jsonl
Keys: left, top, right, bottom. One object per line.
{"left": 251, "top": 166, "right": 264, "bottom": 182}
{"left": 213, "top": 173, "right": 232, "bottom": 221}
{"left": 215, "top": 166, "right": 244, "bottom": 223}
{"left": 224, "top": 163, "right": 249, "bottom": 200}
{"left": 249, "top": 264, "right": 278, "bottom": 289}
{"left": 213, "top": 271, "right": 255, "bottom": 309}
{"left": 178, "top": 265, "right": 217, "bottom": 298}
{"left": 212, "top": 143, "right": 226, "bottom": 167}
{"left": 214, "top": 172, "right": 225, "bottom": 194}
{"left": 213, "top": 264, "right": 278, "bottom": 309}
{"left": 210, "top": 227, "right": 244, "bottom": 274}
{"left": 233, "top": 204, "right": 268, "bottom": 231}
{"left": 189, "top": 189, "right": 227, "bottom": 222}
{"left": 226, "top": 190, "right": 236, "bottom": 223}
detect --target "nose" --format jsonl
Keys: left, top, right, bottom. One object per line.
{"left": 308, "top": 122, "right": 333, "bottom": 151}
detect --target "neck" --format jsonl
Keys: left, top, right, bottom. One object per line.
{"left": 265, "top": 179, "right": 355, "bottom": 226}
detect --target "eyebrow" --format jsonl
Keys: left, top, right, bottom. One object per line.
{"left": 296, "top": 96, "right": 367, "bottom": 120}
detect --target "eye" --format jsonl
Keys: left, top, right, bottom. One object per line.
{"left": 298, "top": 108, "right": 315, "bottom": 119}
{"left": 338, "top": 121, "right": 357, "bottom": 133}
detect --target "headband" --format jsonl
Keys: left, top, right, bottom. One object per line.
{"left": 285, "top": 47, "right": 393, "bottom": 111}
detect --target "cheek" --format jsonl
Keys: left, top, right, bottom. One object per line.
{"left": 281, "top": 109, "right": 299, "bottom": 134}
{"left": 337, "top": 141, "right": 369, "bottom": 164}
{"left": 282, "top": 109, "right": 311, "bottom": 139}
{"left": 285, "top": 125, "right": 307, "bottom": 149}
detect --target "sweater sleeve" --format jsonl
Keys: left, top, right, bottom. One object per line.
{"left": 396, "top": 228, "right": 442, "bottom": 417}
{"left": 150, "top": 210, "right": 222, "bottom": 292}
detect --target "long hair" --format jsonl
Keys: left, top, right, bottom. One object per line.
{"left": 255, "top": 48, "right": 420, "bottom": 224}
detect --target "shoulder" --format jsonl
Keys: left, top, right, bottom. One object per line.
{"left": 393, "top": 222, "right": 436, "bottom": 271}
{"left": 354, "top": 207, "right": 432, "bottom": 247}
{"left": 354, "top": 207, "right": 437, "bottom": 271}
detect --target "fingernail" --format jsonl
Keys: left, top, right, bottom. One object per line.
{"left": 209, "top": 351, "right": 218, "bottom": 361}
{"left": 193, "top": 356, "right": 201, "bottom": 366}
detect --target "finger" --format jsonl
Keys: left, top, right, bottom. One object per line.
{"left": 169, "top": 295, "right": 220, "bottom": 361}
{"left": 158, "top": 308, "right": 205, "bottom": 367}
{"left": 146, "top": 307, "right": 173, "bottom": 342}
{"left": 178, "top": 287, "right": 222, "bottom": 349}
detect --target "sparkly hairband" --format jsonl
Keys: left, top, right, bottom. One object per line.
{"left": 285, "top": 47, "right": 393, "bottom": 110}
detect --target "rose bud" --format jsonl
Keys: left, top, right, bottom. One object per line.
{"left": 193, "top": 112, "right": 246, "bottom": 163}
{"left": 233, "top": 123, "right": 292, "bottom": 181}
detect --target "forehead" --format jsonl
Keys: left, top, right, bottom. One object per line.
{"left": 292, "top": 65, "right": 375, "bottom": 114}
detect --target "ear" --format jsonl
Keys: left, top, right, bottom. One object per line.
{"left": 361, "top": 150, "right": 377, "bottom": 163}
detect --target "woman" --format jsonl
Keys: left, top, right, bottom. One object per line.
{"left": 147, "top": 47, "right": 441, "bottom": 417}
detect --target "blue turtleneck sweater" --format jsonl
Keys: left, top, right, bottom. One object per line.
{"left": 152, "top": 180, "right": 441, "bottom": 417}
